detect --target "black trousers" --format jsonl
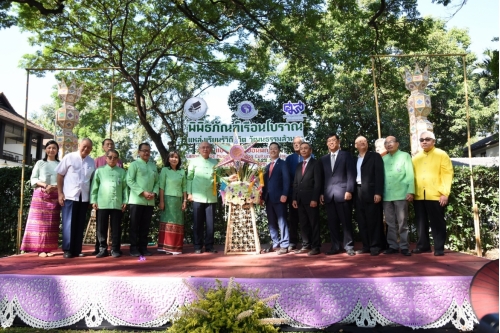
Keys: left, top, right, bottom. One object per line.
{"left": 192, "top": 202, "right": 215, "bottom": 251}
{"left": 325, "top": 200, "right": 354, "bottom": 251}
{"left": 297, "top": 202, "right": 320, "bottom": 250}
{"left": 355, "top": 189, "right": 382, "bottom": 251}
{"left": 414, "top": 200, "right": 446, "bottom": 252}
{"left": 97, "top": 209, "right": 122, "bottom": 251}
{"left": 129, "top": 204, "right": 153, "bottom": 252}
{"left": 287, "top": 199, "right": 300, "bottom": 247}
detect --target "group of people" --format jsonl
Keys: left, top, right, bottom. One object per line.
{"left": 261, "top": 131, "right": 453, "bottom": 257}
{"left": 20, "top": 138, "right": 190, "bottom": 258}
{"left": 20, "top": 130, "right": 453, "bottom": 258}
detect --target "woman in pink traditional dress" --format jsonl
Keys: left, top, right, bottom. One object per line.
{"left": 158, "top": 151, "right": 187, "bottom": 254}
{"left": 20, "top": 140, "right": 61, "bottom": 257}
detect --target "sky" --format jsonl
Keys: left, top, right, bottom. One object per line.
{"left": 0, "top": 0, "right": 498, "bottom": 125}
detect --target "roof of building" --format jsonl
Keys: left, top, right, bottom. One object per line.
{"left": 463, "top": 133, "right": 499, "bottom": 154}
{"left": 0, "top": 92, "right": 53, "bottom": 138}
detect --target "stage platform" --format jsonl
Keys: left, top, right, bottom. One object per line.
{"left": 0, "top": 243, "right": 493, "bottom": 331}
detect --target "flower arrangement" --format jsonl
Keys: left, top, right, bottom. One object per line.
{"left": 219, "top": 162, "right": 264, "bottom": 206}
{"left": 169, "top": 277, "right": 286, "bottom": 333}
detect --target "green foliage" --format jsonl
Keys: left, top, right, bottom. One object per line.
{"left": 445, "top": 166, "right": 499, "bottom": 254}
{"left": 169, "top": 279, "right": 280, "bottom": 333}
{"left": 0, "top": 167, "right": 33, "bottom": 255}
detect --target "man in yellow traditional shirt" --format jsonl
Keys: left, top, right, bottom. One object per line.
{"left": 411, "top": 131, "right": 453, "bottom": 256}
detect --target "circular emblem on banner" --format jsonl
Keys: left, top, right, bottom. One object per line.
{"left": 235, "top": 101, "right": 258, "bottom": 120}
{"left": 229, "top": 145, "right": 245, "bottom": 161}
{"left": 184, "top": 97, "right": 208, "bottom": 120}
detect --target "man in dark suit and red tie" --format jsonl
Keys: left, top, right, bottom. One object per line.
{"left": 319, "top": 134, "right": 357, "bottom": 256}
{"left": 354, "top": 136, "right": 385, "bottom": 256}
{"left": 261, "top": 142, "right": 290, "bottom": 255}
{"left": 292, "top": 142, "right": 323, "bottom": 256}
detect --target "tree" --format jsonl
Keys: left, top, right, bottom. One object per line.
{"left": 15, "top": 0, "right": 336, "bottom": 164}
{"left": 16, "top": 0, "right": 245, "bottom": 164}
{"left": 230, "top": 0, "right": 492, "bottom": 157}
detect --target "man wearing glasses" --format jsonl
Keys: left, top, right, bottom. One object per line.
{"left": 187, "top": 142, "right": 219, "bottom": 254}
{"left": 382, "top": 136, "right": 414, "bottom": 256}
{"left": 92, "top": 138, "right": 123, "bottom": 255}
{"left": 90, "top": 149, "right": 128, "bottom": 258}
{"left": 126, "top": 143, "right": 159, "bottom": 257}
{"left": 412, "top": 131, "right": 453, "bottom": 256}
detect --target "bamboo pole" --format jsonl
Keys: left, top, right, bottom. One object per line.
{"left": 17, "top": 70, "right": 30, "bottom": 254}
{"left": 371, "top": 53, "right": 467, "bottom": 58}
{"left": 371, "top": 57, "right": 382, "bottom": 139}
{"left": 462, "top": 55, "right": 482, "bottom": 257}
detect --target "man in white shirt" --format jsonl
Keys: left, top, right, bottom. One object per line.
{"left": 56, "top": 138, "right": 95, "bottom": 258}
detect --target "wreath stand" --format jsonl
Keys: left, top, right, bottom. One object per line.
{"left": 224, "top": 203, "right": 261, "bottom": 255}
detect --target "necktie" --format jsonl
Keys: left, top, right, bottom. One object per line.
{"left": 331, "top": 153, "right": 336, "bottom": 172}
{"left": 302, "top": 161, "right": 307, "bottom": 175}
{"left": 269, "top": 161, "right": 275, "bottom": 177}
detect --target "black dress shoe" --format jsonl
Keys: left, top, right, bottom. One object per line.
{"left": 287, "top": 246, "right": 296, "bottom": 251}
{"left": 130, "top": 250, "right": 141, "bottom": 257}
{"left": 434, "top": 250, "right": 444, "bottom": 256}
{"left": 355, "top": 249, "right": 370, "bottom": 254}
{"left": 141, "top": 250, "right": 153, "bottom": 256}
{"left": 277, "top": 248, "right": 288, "bottom": 255}
{"left": 63, "top": 251, "right": 73, "bottom": 259}
{"left": 325, "top": 249, "right": 340, "bottom": 255}
{"left": 370, "top": 248, "right": 381, "bottom": 256}
{"left": 294, "top": 247, "right": 310, "bottom": 254}
{"left": 205, "top": 248, "right": 218, "bottom": 253}
{"left": 194, "top": 249, "right": 203, "bottom": 254}
{"left": 96, "top": 249, "right": 109, "bottom": 258}
{"left": 383, "top": 248, "right": 399, "bottom": 254}
{"left": 72, "top": 253, "right": 85, "bottom": 257}
{"left": 111, "top": 250, "right": 122, "bottom": 258}
{"left": 411, "top": 248, "right": 432, "bottom": 254}
{"left": 400, "top": 249, "right": 412, "bottom": 256}
{"left": 346, "top": 249, "right": 356, "bottom": 256}
{"left": 307, "top": 248, "right": 320, "bottom": 256}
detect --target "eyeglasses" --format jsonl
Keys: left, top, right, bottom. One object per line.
{"left": 419, "top": 138, "right": 433, "bottom": 142}
{"left": 139, "top": 150, "right": 151, "bottom": 153}
{"left": 107, "top": 156, "right": 119, "bottom": 160}
{"left": 384, "top": 140, "right": 396, "bottom": 145}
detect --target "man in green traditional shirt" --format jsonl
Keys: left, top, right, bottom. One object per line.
{"left": 126, "top": 143, "right": 159, "bottom": 257}
{"left": 382, "top": 136, "right": 415, "bottom": 256}
{"left": 187, "top": 141, "right": 219, "bottom": 254}
{"left": 90, "top": 149, "right": 128, "bottom": 258}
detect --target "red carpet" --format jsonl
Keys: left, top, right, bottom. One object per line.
{"left": 1, "top": 243, "right": 490, "bottom": 278}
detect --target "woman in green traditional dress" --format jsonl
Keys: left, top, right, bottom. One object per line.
{"left": 158, "top": 151, "right": 187, "bottom": 254}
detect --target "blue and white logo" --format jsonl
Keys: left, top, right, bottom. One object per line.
{"left": 283, "top": 101, "right": 306, "bottom": 122}
{"left": 235, "top": 101, "right": 258, "bottom": 120}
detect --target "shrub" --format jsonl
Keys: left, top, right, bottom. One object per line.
{"left": 169, "top": 278, "right": 283, "bottom": 333}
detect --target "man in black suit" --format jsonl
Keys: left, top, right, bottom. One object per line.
{"left": 285, "top": 136, "right": 304, "bottom": 251}
{"left": 319, "top": 134, "right": 356, "bottom": 256}
{"left": 261, "top": 142, "right": 290, "bottom": 255}
{"left": 292, "top": 142, "right": 323, "bottom": 256}
{"left": 354, "top": 136, "right": 385, "bottom": 256}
